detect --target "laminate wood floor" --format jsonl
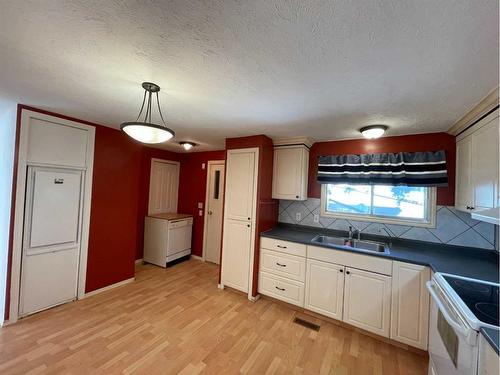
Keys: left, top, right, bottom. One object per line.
{"left": 0, "top": 259, "right": 428, "bottom": 374}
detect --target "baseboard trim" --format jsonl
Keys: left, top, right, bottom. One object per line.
{"left": 248, "top": 294, "right": 260, "bottom": 302}
{"left": 190, "top": 255, "right": 203, "bottom": 261}
{"left": 135, "top": 258, "right": 143, "bottom": 265}
{"left": 83, "top": 277, "right": 135, "bottom": 298}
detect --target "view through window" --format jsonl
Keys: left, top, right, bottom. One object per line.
{"left": 323, "top": 184, "right": 431, "bottom": 224}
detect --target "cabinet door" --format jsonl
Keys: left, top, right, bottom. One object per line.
{"left": 471, "top": 117, "right": 499, "bottom": 210}
{"left": 478, "top": 334, "right": 499, "bottom": 375}
{"left": 390, "top": 262, "right": 430, "bottom": 349}
{"left": 221, "top": 219, "right": 251, "bottom": 293}
{"left": 343, "top": 267, "right": 391, "bottom": 337}
{"left": 224, "top": 150, "right": 256, "bottom": 221}
{"left": 305, "top": 259, "right": 344, "bottom": 320}
{"left": 272, "top": 146, "right": 308, "bottom": 200}
{"left": 455, "top": 136, "right": 473, "bottom": 211}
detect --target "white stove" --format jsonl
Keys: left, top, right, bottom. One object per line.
{"left": 427, "top": 273, "right": 499, "bottom": 375}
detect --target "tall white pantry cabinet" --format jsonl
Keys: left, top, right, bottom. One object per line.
{"left": 220, "top": 148, "right": 259, "bottom": 298}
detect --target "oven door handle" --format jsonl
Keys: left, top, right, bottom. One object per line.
{"left": 426, "top": 281, "right": 469, "bottom": 338}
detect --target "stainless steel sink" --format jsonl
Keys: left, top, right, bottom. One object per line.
{"left": 311, "top": 235, "right": 389, "bottom": 254}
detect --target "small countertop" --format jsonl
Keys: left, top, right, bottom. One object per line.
{"left": 481, "top": 328, "right": 499, "bottom": 355}
{"left": 148, "top": 213, "right": 193, "bottom": 220}
{"left": 261, "top": 224, "right": 499, "bottom": 282}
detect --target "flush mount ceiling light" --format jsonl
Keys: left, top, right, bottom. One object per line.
{"left": 360, "top": 125, "right": 388, "bottom": 139}
{"left": 120, "top": 82, "right": 175, "bottom": 144}
{"left": 180, "top": 141, "right": 196, "bottom": 151}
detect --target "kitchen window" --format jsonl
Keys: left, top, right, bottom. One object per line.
{"left": 320, "top": 184, "right": 436, "bottom": 227}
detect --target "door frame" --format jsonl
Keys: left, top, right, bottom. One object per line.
{"left": 202, "top": 160, "right": 225, "bottom": 262}
{"left": 148, "top": 158, "right": 180, "bottom": 215}
{"left": 8, "top": 109, "right": 95, "bottom": 324}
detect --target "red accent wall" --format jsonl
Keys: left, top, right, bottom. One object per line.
{"left": 224, "top": 135, "right": 278, "bottom": 296}
{"left": 308, "top": 133, "right": 456, "bottom": 205}
{"left": 5, "top": 106, "right": 185, "bottom": 319}
{"left": 177, "top": 150, "right": 226, "bottom": 257}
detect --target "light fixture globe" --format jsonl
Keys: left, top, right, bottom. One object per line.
{"left": 120, "top": 82, "right": 175, "bottom": 144}
{"left": 360, "top": 125, "right": 388, "bottom": 139}
{"left": 179, "top": 141, "right": 196, "bottom": 151}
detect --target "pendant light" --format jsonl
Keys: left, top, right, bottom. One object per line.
{"left": 360, "top": 125, "right": 388, "bottom": 139}
{"left": 121, "top": 82, "right": 175, "bottom": 144}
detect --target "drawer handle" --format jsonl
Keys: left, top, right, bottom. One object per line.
{"left": 276, "top": 262, "right": 286, "bottom": 267}
{"left": 276, "top": 245, "right": 287, "bottom": 249}
{"left": 275, "top": 286, "right": 286, "bottom": 291}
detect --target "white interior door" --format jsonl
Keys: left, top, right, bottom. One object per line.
{"left": 204, "top": 162, "right": 225, "bottom": 264}
{"left": 20, "top": 167, "right": 83, "bottom": 316}
{"left": 148, "top": 159, "right": 180, "bottom": 215}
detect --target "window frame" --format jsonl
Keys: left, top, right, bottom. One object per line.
{"left": 320, "top": 184, "right": 437, "bottom": 228}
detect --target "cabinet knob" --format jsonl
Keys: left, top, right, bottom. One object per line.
{"left": 339, "top": 269, "right": 343, "bottom": 273}
{"left": 345, "top": 270, "right": 350, "bottom": 275}
{"left": 275, "top": 286, "right": 285, "bottom": 291}
{"left": 295, "top": 195, "right": 299, "bottom": 199}
{"left": 247, "top": 224, "right": 250, "bottom": 227}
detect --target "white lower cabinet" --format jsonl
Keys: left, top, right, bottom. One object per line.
{"left": 343, "top": 267, "right": 392, "bottom": 337}
{"left": 390, "top": 261, "right": 430, "bottom": 349}
{"left": 478, "top": 334, "right": 499, "bottom": 375}
{"left": 258, "top": 237, "right": 431, "bottom": 348}
{"left": 259, "top": 272, "right": 305, "bottom": 307}
{"left": 305, "top": 259, "right": 344, "bottom": 320}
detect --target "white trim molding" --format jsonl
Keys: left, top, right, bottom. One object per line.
{"left": 135, "top": 258, "right": 143, "bottom": 265}
{"left": 83, "top": 277, "right": 135, "bottom": 298}
{"left": 9, "top": 109, "right": 95, "bottom": 323}
{"left": 190, "top": 254, "right": 203, "bottom": 261}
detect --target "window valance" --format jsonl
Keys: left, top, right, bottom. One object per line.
{"left": 317, "top": 151, "right": 448, "bottom": 187}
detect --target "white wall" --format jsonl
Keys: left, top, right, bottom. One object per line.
{"left": 0, "top": 100, "right": 17, "bottom": 324}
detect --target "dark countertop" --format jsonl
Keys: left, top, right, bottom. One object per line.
{"left": 261, "top": 223, "right": 499, "bottom": 282}
{"left": 481, "top": 328, "right": 499, "bottom": 355}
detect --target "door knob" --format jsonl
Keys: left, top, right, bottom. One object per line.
{"left": 208, "top": 210, "right": 213, "bottom": 215}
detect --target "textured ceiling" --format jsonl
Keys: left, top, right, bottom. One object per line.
{"left": 0, "top": 1, "right": 498, "bottom": 151}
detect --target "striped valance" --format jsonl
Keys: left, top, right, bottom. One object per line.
{"left": 317, "top": 151, "right": 448, "bottom": 187}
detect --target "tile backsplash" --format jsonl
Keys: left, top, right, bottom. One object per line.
{"left": 278, "top": 198, "right": 497, "bottom": 250}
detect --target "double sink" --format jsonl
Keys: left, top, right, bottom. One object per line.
{"left": 311, "top": 234, "right": 390, "bottom": 254}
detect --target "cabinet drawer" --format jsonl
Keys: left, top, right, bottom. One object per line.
{"left": 307, "top": 245, "right": 392, "bottom": 276}
{"left": 258, "top": 271, "right": 305, "bottom": 307}
{"left": 260, "top": 249, "right": 306, "bottom": 282}
{"left": 260, "top": 237, "right": 306, "bottom": 257}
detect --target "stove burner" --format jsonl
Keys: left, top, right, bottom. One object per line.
{"left": 475, "top": 302, "right": 499, "bottom": 322}
{"left": 453, "top": 279, "right": 491, "bottom": 294}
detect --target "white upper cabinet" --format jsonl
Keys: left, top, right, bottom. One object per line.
{"left": 224, "top": 149, "right": 256, "bottom": 221}
{"left": 390, "top": 261, "right": 430, "bottom": 350}
{"left": 272, "top": 143, "right": 309, "bottom": 201}
{"left": 455, "top": 109, "right": 499, "bottom": 212}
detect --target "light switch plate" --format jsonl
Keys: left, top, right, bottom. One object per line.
{"left": 295, "top": 212, "right": 301, "bottom": 221}
{"left": 313, "top": 214, "right": 319, "bottom": 223}
{"left": 202, "top": 163, "right": 206, "bottom": 169}
{"left": 198, "top": 210, "right": 203, "bottom": 216}
{"left": 198, "top": 202, "right": 203, "bottom": 209}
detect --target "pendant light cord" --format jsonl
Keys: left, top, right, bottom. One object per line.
{"left": 134, "top": 87, "right": 167, "bottom": 127}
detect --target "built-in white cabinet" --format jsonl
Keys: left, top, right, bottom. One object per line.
{"left": 272, "top": 144, "right": 309, "bottom": 200}
{"left": 478, "top": 334, "right": 499, "bottom": 375}
{"left": 343, "top": 267, "right": 392, "bottom": 337}
{"left": 390, "top": 261, "right": 430, "bottom": 349}
{"left": 305, "top": 259, "right": 344, "bottom": 320}
{"left": 221, "top": 148, "right": 258, "bottom": 295}
{"left": 455, "top": 109, "right": 499, "bottom": 212}
{"left": 258, "top": 237, "right": 431, "bottom": 348}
